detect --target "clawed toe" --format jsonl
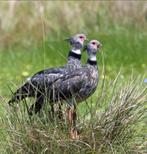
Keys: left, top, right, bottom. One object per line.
{"left": 70, "top": 128, "right": 80, "bottom": 139}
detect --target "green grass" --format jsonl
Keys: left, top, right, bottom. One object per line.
{"left": 1, "top": 74, "right": 146, "bottom": 154}
{"left": 0, "top": 27, "right": 146, "bottom": 154}
{"left": 0, "top": 1, "right": 147, "bottom": 153}
{"left": 0, "top": 27, "right": 146, "bottom": 96}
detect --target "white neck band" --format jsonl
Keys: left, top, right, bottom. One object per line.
{"left": 71, "top": 48, "right": 81, "bottom": 55}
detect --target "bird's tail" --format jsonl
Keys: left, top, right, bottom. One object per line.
{"left": 8, "top": 82, "right": 33, "bottom": 106}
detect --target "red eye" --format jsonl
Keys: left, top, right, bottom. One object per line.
{"left": 92, "top": 42, "right": 96, "bottom": 45}
{"left": 79, "top": 36, "right": 84, "bottom": 39}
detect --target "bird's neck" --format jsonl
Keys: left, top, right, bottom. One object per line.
{"left": 68, "top": 48, "right": 81, "bottom": 60}
{"left": 87, "top": 55, "right": 97, "bottom": 65}
{"left": 71, "top": 48, "right": 81, "bottom": 55}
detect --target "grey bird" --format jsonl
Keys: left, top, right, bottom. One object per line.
{"left": 48, "top": 40, "right": 101, "bottom": 104}
{"left": 8, "top": 33, "right": 87, "bottom": 116}
{"left": 36, "top": 40, "right": 101, "bottom": 138}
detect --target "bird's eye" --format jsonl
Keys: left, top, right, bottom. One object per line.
{"left": 92, "top": 42, "right": 96, "bottom": 45}
{"left": 79, "top": 36, "right": 84, "bottom": 39}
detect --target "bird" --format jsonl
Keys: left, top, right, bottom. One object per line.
{"left": 36, "top": 40, "right": 101, "bottom": 138}
{"left": 8, "top": 33, "right": 87, "bottom": 117}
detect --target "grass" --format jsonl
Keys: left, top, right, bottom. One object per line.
{"left": 1, "top": 74, "right": 147, "bottom": 153}
{"left": 0, "top": 1, "right": 147, "bottom": 153}
{"left": 0, "top": 28, "right": 146, "bottom": 95}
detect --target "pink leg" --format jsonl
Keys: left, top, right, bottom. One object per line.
{"left": 66, "top": 106, "right": 79, "bottom": 139}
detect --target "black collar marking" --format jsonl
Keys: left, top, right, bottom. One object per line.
{"left": 68, "top": 51, "right": 81, "bottom": 60}
{"left": 87, "top": 59, "right": 97, "bottom": 65}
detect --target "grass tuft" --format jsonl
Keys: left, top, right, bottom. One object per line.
{"left": 1, "top": 74, "right": 146, "bottom": 153}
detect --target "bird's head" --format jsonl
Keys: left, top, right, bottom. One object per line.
{"left": 65, "top": 33, "right": 87, "bottom": 50}
{"left": 85, "top": 40, "right": 102, "bottom": 55}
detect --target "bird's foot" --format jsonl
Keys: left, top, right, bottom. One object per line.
{"left": 70, "top": 128, "right": 80, "bottom": 140}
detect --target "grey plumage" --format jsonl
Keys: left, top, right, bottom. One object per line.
{"left": 47, "top": 65, "right": 98, "bottom": 105}
{"left": 32, "top": 40, "right": 101, "bottom": 140}
{"left": 37, "top": 39, "right": 101, "bottom": 139}
{"left": 40, "top": 40, "right": 101, "bottom": 106}
{"left": 29, "top": 39, "right": 101, "bottom": 115}
{"left": 8, "top": 33, "right": 87, "bottom": 109}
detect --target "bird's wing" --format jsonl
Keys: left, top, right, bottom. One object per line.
{"left": 33, "top": 66, "right": 65, "bottom": 75}
{"left": 52, "top": 68, "right": 89, "bottom": 99}
{"left": 8, "top": 66, "right": 67, "bottom": 103}
{"left": 29, "top": 66, "right": 66, "bottom": 87}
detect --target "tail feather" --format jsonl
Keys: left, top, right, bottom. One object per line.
{"left": 8, "top": 82, "right": 33, "bottom": 105}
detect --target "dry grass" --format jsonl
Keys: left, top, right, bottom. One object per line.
{"left": 2, "top": 74, "right": 146, "bottom": 154}
{"left": 0, "top": 1, "right": 147, "bottom": 153}
{"left": 82, "top": 75, "right": 147, "bottom": 153}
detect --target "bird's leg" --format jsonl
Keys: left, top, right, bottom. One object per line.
{"left": 28, "top": 94, "right": 44, "bottom": 115}
{"left": 57, "top": 102, "right": 63, "bottom": 120}
{"left": 66, "top": 106, "right": 71, "bottom": 125}
{"left": 66, "top": 106, "right": 74, "bottom": 138}
{"left": 67, "top": 103, "right": 79, "bottom": 139}
{"left": 72, "top": 104, "right": 77, "bottom": 128}
{"left": 71, "top": 104, "right": 79, "bottom": 139}
{"left": 50, "top": 103, "right": 55, "bottom": 119}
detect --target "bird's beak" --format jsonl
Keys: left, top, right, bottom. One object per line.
{"left": 98, "top": 43, "right": 102, "bottom": 49}
{"left": 64, "top": 38, "right": 70, "bottom": 42}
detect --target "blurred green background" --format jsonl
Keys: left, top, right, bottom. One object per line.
{"left": 0, "top": 2, "right": 147, "bottom": 153}
{"left": 0, "top": 1, "right": 146, "bottom": 96}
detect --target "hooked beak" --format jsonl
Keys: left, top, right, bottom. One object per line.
{"left": 64, "top": 37, "right": 73, "bottom": 45}
{"left": 98, "top": 43, "right": 102, "bottom": 49}
{"left": 64, "top": 38, "right": 70, "bottom": 42}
